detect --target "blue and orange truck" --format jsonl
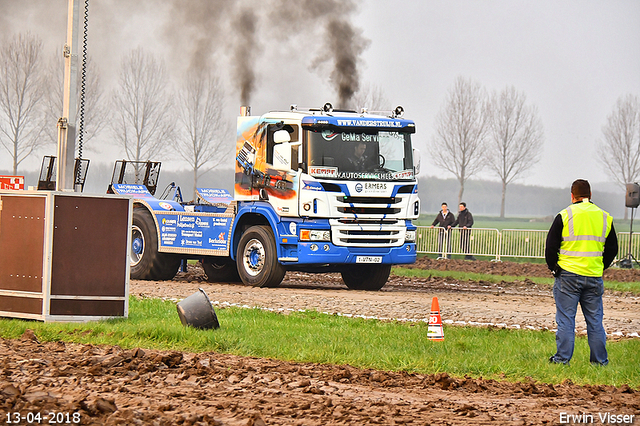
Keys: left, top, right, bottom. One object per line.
{"left": 112, "top": 104, "right": 420, "bottom": 290}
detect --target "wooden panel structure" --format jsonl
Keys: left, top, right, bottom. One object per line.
{"left": 50, "top": 195, "right": 129, "bottom": 297}
{"left": 0, "top": 295, "right": 42, "bottom": 315}
{"left": 50, "top": 299, "right": 125, "bottom": 317}
{"left": 0, "top": 191, "right": 130, "bottom": 322}
{"left": 0, "top": 196, "right": 45, "bottom": 293}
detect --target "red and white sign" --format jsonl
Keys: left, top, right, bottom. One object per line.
{"left": 392, "top": 170, "right": 414, "bottom": 180}
{"left": 0, "top": 176, "right": 24, "bottom": 190}
{"left": 309, "top": 166, "right": 338, "bottom": 178}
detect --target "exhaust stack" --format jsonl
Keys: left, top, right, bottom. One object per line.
{"left": 240, "top": 106, "right": 251, "bottom": 116}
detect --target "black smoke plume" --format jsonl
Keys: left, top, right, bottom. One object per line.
{"left": 267, "top": 0, "right": 369, "bottom": 109}
{"left": 2, "top": 0, "right": 369, "bottom": 107}
{"left": 165, "top": 0, "right": 231, "bottom": 72}
{"left": 166, "top": 0, "right": 368, "bottom": 107}
{"left": 231, "top": 8, "right": 258, "bottom": 106}
{"left": 324, "top": 18, "right": 369, "bottom": 109}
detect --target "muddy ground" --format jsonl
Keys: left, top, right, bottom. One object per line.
{"left": 2, "top": 260, "right": 639, "bottom": 425}
{"left": 142, "top": 260, "right": 640, "bottom": 338}
{"left": 408, "top": 257, "right": 640, "bottom": 283}
{"left": 2, "top": 333, "right": 639, "bottom": 426}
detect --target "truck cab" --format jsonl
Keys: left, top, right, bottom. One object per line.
{"left": 116, "top": 104, "right": 420, "bottom": 291}
{"left": 231, "top": 104, "right": 420, "bottom": 289}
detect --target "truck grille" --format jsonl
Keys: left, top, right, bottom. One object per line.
{"left": 330, "top": 219, "right": 406, "bottom": 247}
{"left": 338, "top": 206, "right": 401, "bottom": 215}
{"left": 335, "top": 196, "right": 403, "bottom": 216}
{"left": 338, "top": 196, "right": 399, "bottom": 204}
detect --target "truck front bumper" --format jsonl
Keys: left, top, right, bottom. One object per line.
{"left": 287, "top": 242, "right": 417, "bottom": 265}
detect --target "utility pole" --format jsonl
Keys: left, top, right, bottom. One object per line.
{"left": 56, "top": 0, "right": 81, "bottom": 191}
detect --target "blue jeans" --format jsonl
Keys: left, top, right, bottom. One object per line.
{"left": 552, "top": 270, "right": 608, "bottom": 365}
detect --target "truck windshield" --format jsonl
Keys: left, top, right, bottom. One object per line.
{"left": 305, "top": 129, "right": 414, "bottom": 181}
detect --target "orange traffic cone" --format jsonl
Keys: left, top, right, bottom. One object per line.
{"left": 427, "top": 297, "right": 444, "bottom": 341}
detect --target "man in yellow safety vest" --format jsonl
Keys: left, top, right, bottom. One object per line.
{"left": 545, "top": 179, "right": 618, "bottom": 366}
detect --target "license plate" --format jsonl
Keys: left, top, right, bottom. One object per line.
{"left": 356, "top": 256, "right": 382, "bottom": 264}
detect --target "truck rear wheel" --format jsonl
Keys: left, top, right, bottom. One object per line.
{"left": 341, "top": 264, "right": 391, "bottom": 291}
{"left": 236, "top": 225, "right": 285, "bottom": 288}
{"left": 202, "top": 258, "right": 241, "bottom": 283}
{"left": 130, "top": 207, "right": 180, "bottom": 281}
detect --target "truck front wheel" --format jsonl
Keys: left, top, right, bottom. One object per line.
{"left": 130, "top": 207, "right": 180, "bottom": 281}
{"left": 341, "top": 264, "right": 391, "bottom": 291}
{"left": 236, "top": 225, "right": 285, "bottom": 288}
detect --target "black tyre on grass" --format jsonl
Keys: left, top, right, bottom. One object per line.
{"left": 236, "top": 225, "right": 285, "bottom": 288}
{"left": 202, "top": 258, "right": 241, "bottom": 283}
{"left": 130, "top": 207, "right": 181, "bottom": 281}
{"left": 341, "top": 264, "right": 391, "bottom": 291}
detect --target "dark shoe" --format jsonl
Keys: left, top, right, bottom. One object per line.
{"left": 446, "top": 255, "right": 452, "bottom": 259}
{"left": 549, "top": 355, "right": 570, "bottom": 365}
{"left": 590, "top": 360, "right": 608, "bottom": 367}
{"left": 465, "top": 255, "right": 477, "bottom": 261}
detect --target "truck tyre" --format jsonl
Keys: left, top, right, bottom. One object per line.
{"left": 341, "top": 264, "right": 391, "bottom": 291}
{"left": 236, "top": 225, "right": 285, "bottom": 288}
{"left": 202, "top": 258, "right": 241, "bottom": 283}
{"left": 130, "top": 207, "right": 180, "bottom": 281}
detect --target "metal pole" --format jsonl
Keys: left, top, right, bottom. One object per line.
{"left": 56, "top": 0, "right": 81, "bottom": 192}
{"left": 629, "top": 208, "right": 634, "bottom": 265}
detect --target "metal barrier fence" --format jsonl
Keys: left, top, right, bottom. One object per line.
{"left": 416, "top": 227, "right": 639, "bottom": 262}
{"left": 500, "top": 229, "right": 548, "bottom": 260}
{"left": 416, "top": 227, "right": 500, "bottom": 259}
{"left": 616, "top": 232, "right": 640, "bottom": 263}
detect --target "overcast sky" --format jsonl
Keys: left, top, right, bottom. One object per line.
{"left": 1, "top": 0, "right": 639, "bottom": 190}
{"left": 354, "top": 0, "right": 640, "bottom": 189}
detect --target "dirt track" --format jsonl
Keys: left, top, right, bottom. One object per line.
{"left": 408, "top": 257, "right": 640, "bottom": 283}
{"left": 133, "top": 260, "right": 640, "bottom": 338}
{"left": 2, "top": 260, "right": 639, "bottom": 425}
{"left": 2, "top": 332, "right": 638, "bottom": 426}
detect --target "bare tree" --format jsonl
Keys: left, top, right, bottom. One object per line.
{"left": 429, "top": 76, "right": 489, "bottom": 204}
{"left": 111, "top": 48, "right": 173, "bottom": 163}
{"left": 0, "top": 33, "right": 47, "bottom": 174}
{"left": 176, "top": 68, "right": 230, "bottom": 199}
{"left": 486, "top": 86, "right": 544, "bottom": 218}
{"left": 43, "top": 52, "right": 108, "bottom": 150}
{"left": 598, "top": 94, "right": 640, "bottom": 219}
{"left": 350, "top": 82, "right": 389, "bottom": 112}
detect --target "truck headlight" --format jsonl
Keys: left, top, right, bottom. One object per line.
{"left": 405, "top": 230, "right": 416, "bottom": 242}
{"left": 300, "top": 229, "right": 331, "bottom": 241}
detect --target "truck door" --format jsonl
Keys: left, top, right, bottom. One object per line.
{"left": 265, "top": 123, "right": 300, "bottom": 217}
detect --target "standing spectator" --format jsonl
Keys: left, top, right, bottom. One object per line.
{"left": 545, "top": 179, "right": 618, "bottom": 366}
{"left": 451, "top": 202, "right": 475, "bottom": 260}
{"left": 430, "top": 202, "right": 455, "bottom": 258}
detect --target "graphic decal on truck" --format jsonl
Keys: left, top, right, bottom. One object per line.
{"left": 156, "top": 214, "right": 233, "bottom": 251}
{"left": 235, "top": 119, "right": 298, "bottom": 201}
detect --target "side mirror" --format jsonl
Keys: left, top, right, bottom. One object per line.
{"left": 273, "top": 129, "right": 291, "bottom": 144}
{"left": 273, "top": 141, "right": 301, "bottom": 171}
{"left": 413, "top": 148, "right": 421, "bottom": 176}
{"left": 273, "top": 143, "right": 290, "bottom": 170}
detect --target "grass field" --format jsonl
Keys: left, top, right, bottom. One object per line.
{"left": 0, "top": 297, "right": 638, "bottom": 389}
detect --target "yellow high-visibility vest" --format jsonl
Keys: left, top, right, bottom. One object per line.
{"left": 557, "top": 200, "right": 613, "bottom": 277}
